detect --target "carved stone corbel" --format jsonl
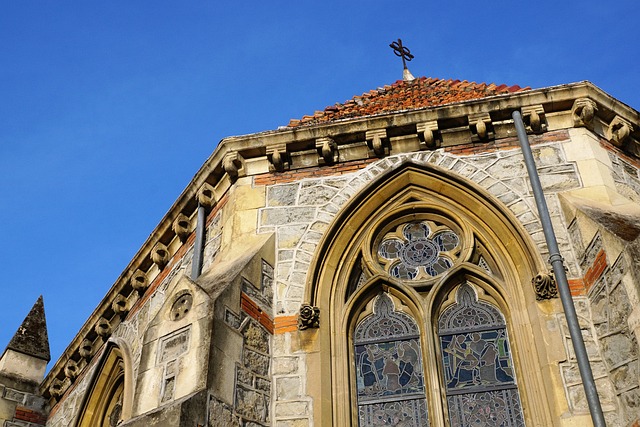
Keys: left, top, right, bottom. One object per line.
{"left": 417, "top": 121, "right": 440, "bottom": 149}
{"left": 64, "top": 359, "right": 79, "bottom": 380}
{"left": 79, "top": 339, "right": 93, "bottom": 359}
{"left": 298, "top": 303, "right": 320, "bottom": 330}
{"left": 196, "top": 182, "right": 217, "bottom": 209}
{"left": 521, "top": 105, "right": 547, "bottom": 134}
{"left": 172, "top": 213, "right": 191, "bottom": 243}
{"left": 95, "top": 317, "right": 112, "bottom": 337}
{"left": 571, "top": 98, "right": 597, "bottom": 128}
{"left": 366, "top": 129, "right": 388, "bottom": 157}
{"left": 49, "top": 378, "right": 65, "bottom": 399}
{"left": 151, "top": 242, "right": 170, "bottom": 269}
{"left": 607, "top": 115, "right": 633, "bottom": 147}
{"left": 468, "top": 113, "right": 492, "bottom": 141}
{"left": 112, "top": 294, "right": 128, "bottom": 317}
{"left": 223, "top": 151, "right": 244, "bottom": 181}
{"left": 131, "top": 269, "right": 149, "bottom": 293}
{"left": 316, "top": 137, "right": 338, "bottom": 165}
{"left": 533, "top": 271, "right": 558, "bottom": 300}
{"left": 267, "top": 143, "right": 289, "bottom": 172}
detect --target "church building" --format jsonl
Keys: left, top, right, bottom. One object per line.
{"left": 1, "top": 68, "right": 639, "bottom": 426}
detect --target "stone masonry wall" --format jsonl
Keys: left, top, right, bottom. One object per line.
{"left": 260, "top": 132, "right": 584, "bottom": 426}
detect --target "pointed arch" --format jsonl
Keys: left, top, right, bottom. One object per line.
{"left": 304, "top": 160, "right": 554, "bottom": 425}
{"left": 75, "top": 339, "right": 134, "bottom": 427}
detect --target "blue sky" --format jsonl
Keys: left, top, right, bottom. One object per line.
{"left": 1, "top": 1, "right": 638, "bottom": 368}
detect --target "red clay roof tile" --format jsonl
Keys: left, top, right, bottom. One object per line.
{"left": 288, "top": 77, "right": 530, "bottom": 128}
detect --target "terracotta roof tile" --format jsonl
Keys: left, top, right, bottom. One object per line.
{"left": 287, "top": 77, "right": 530, "bottom": 128}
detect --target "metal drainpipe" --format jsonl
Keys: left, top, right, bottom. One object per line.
{"left": 191, "top": 202, "right": 206, "bottom": 280}
{"left": 512, "top": 111, "right": 605, "bottom": 427}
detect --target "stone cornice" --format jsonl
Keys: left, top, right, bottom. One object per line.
{"left": 41, "top": 80, "right": 639, "bottom": 405}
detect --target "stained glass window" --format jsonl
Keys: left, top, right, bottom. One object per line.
{"left": 438, "top": 284, "right": 525, "bottom": 427}
{"left": 354, "top": 293, "right": 429, "bottom": 426}
{"left": 377, "top": 221, "right": 459, "bottom": 281}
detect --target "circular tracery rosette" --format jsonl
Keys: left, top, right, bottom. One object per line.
{"left": 377, "top": 220, "right": 460, "bottom": 281}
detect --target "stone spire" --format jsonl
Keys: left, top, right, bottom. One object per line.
{"left": 5, "top": 296, "right": 51, "bottom": 362}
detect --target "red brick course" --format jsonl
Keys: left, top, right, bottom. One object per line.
{"left": 583, "top": 249, "right": 608, "bottom": 291}
{"left": 241, "top": 292, "right": 274, "bottom": 334}
{"left": 15, "top": 406, "right": 47, "bottom": 425}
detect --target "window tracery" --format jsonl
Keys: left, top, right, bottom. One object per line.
{"left": 377, "top": 220, "right": 460, "bottom": 281}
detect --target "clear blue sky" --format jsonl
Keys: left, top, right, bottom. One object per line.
{"left": 1, "top": 1, "right": 638, "bottom": 368}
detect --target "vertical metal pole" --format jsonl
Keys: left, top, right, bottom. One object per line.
{"left": 191, "top": 202, "right": 206, "bottom": 280}
{"left": 512, "top": 111, "right": 605, "bottom": 426}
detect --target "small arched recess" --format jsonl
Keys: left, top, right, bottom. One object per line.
{"left": 305, "top": 160, "right": 555, "bottom": 426}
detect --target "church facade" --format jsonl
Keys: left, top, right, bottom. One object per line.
{"left": 1, "top": 76, "right": 640, "bottom": 426}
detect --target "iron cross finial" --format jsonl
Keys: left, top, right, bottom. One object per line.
{"left": 389, "top": 39, "right": 414, "bottom": 70}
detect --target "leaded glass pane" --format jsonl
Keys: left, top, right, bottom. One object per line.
{"left": 379, "top": 239, "right": 403, "bottom": 260}
{"left": 438, "top": 284, "right": 525, "bottom": 427}
{"left": 354, "top": 293, "right": 429, "bottom": 426}
{"left": 403, "top": 222, "right": 430, "bottom": 241}
{"left": 433, "top": 230, "right": 459, "bottom": 252}
{"left": 440, "top": 329, "right": 515, "bottom": 391}
{"left": 359, "top": 399, "right": 429, "bottom": 427}
{"left": 377, "top": 220, "right": 459, "bottom": 281}
{"left": 355, "top": 339, "right": 424, "bottom": 399}
{"left": 447, "top": 389, "right": 525, "bottom": 427}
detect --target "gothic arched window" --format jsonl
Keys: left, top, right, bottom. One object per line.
{"left": 354, "top": 292, "right": 429, "bottom": 426}
{"left": 438, "top": 283, "right": 525, "bottom": 427}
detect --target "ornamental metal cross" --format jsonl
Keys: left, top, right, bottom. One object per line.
{"left": 389, "top": 38, "right": 414, "bottom": 70}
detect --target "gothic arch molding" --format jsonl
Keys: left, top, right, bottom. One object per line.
{"left": 304, "top": 160, "right": 555, "bottom": 425}
{"left": 74, "top": 339, "right": 134, "bottom": 427}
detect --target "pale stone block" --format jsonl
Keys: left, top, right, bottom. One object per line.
{"left": 566, "top": 128, "right": 613, "bottom": 166}
{"left": 275, "top": 400, "right": 309, "bottom": 417}
{"left": 233, "top": 210, "right": 259, "bottom": 236}
{"left": 260, "top": 207, "right": 316, "bottom": 226}
{"left": 276, "top": 376, "right": 302, "bottom": 400}
{"left": 575, "top": 159, "right": 617, "bottom": 189}
{"left": 268, "top": 184, "right": 300, "bottom": 207}
{"left": 298, "top": 184, "right": 338, "bottom": 206}
{"left": 273, "top": 357, "right": 299, "bottom": 375}
{"left": 232, "top": 184, "right": 266, "bottom": 210}
{"left": 276, "top": 418, "right": 310, "bottom": 427}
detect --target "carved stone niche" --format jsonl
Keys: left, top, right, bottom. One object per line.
{"left": 316, "top": 137, "right": 338, "bottom": 165}
{"left": 130, "top": 269, "right": 149, "bottom": 294}
{"left": 366, "top": 129, "right": 388, "bottom": 157}
{"left": 571, "top": 98, "right": 597, "bottom": 128}
{"left": 267, "top": 143, "right": 290, "bottom": 172}
{"left": 533, "top": 271, "right": 558, "bottom": 300}
{"left": 223, "top": 151, "right": 245, "bottom": 181}
{"left": 607, "top": 115, "right": 633, "bottom": 148}
{"left": 417, "top": 121, "right": 440, "bottom": 149}
{"left": 172, "top": 213, "right": 191, "bottom": 243}
{"left": 521, "top": 105, "right": 547, "bottom": 134}
{"left": 298, "top": 303, "right": 320, "bottom": 330}
{"left": 468, "top": 112, "right": 493, "bottom": 141}
{"left": 152, "top": 242, "right": 170, "bottom": 269}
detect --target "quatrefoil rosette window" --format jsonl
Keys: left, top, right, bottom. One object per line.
{"left": 375, "top": 219, "right": 463, "bottom": 281}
